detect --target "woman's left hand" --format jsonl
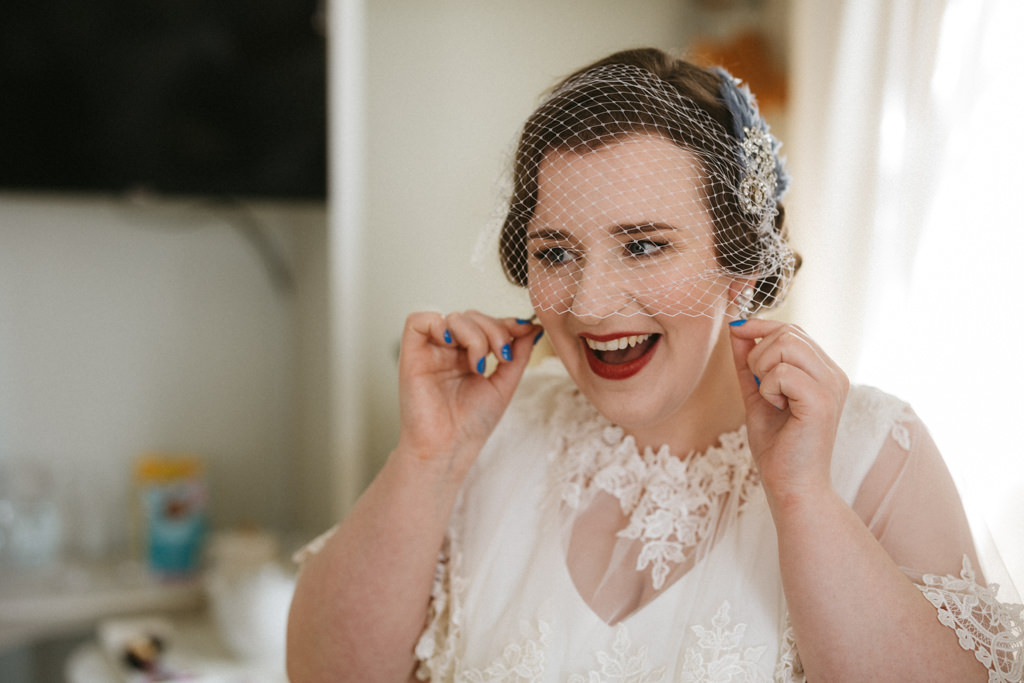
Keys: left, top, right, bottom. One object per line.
{"left": 728, "top": 319, "right": 849, "bottom": 509}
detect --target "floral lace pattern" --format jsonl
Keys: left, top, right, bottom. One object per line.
{"left": 459, "top": 621, "right": 552, "bottom": 683}
{"left": 550, "top": 387, "right": 759, "bottom": 590}
{"left": 840, "top": 386, "right": 915, "bottom": 453}
{"left": 416, "top": 541, "right": 467, "bottom": 681}
{"left": 680, "top": 602, "right": 769, "bottom": 682}
{"left": 568, "top": 627, "right": 667, "bottom": 683}
{"left": 917, "top": 556, "right": 1024, "bottom": 682}
{"left": 771, "top": 616, "right": 805, "bottom": 683}
{"left": 410, "top": 376, "right": 1021, "bottom": 682}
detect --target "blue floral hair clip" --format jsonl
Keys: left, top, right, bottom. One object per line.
{"left": 713, "top": 67, "right": 790, "bottom": 219}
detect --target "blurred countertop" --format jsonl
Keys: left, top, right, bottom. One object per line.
{"left": 0, "top": 557, "right": 204, "bottom": 652}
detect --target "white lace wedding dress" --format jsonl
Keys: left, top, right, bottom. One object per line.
{"left": 409, "top": 358, "right": 1023, "bottom": 682}
{"left": 300, "top": 358, "right": 1023, "bottom": 681}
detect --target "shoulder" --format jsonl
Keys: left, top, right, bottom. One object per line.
{"left": 508, "top": 356, "right": 576, "bottom": 412}
{"left": 497, "top": 357, "right": 588, "bottom": 435}
{"left": 838, "top": 384, "right": 915, "bottom": 442}
{"left": 831, "top": 384, "right": 918, "bottom": 500}
{"left": 473, "top": 357, "right": 578, "bottom": 470}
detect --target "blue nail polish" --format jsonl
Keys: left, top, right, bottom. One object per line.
{"left": 755, "top": 375, "right": 761, "bottom": 387}
{"left": 476, "top": 357, "right": 486, "bottom": 374}
{"left": 533, "top": 330, "right": 545, "bottom": 345}
{"left": 501, "top": 344, "right": 512, "bottom": 361}
{"left": 515, "top": 318, "right": 531, "bottom": 325}
{"left": 729, "top": 319, "right": 747, "bottom": 327}
{"left": 444, "top": 330, "right": 452, "bottom": 344}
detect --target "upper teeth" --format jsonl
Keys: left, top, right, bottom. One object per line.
{"left": 585, "top": 334, "right": 652, "bottom": 352}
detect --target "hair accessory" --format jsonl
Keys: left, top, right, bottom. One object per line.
{"left": 713, "top": 68, "right": 789, "bottom": 222}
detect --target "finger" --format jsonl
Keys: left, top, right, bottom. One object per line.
{"left": 501, "top": 316, "right": 542, "bottom": 340}
{"left": 755, "top": 361, "right": 798, "bottom": 413}
{"left": 726, "top": 317, "right": 784, "bottom": 341}
{"left": 443, "top": 312, "right": 495, "bottom": 374}
{"left": 446, "top": 310, "right": 528, "bottom": 373}
{"left": 757, "top": 361, "right": 827, "bottom": 416}
{"left": 730, "top": 320, "right": 819, "bottom": 412}
{"left": 461, "top": 311, "right": 541, "bottom": 366}
{"left": 486, "top": 329, "right": 540, "bottom": 398}
{"left": 404, "top": 311, "right": 453, "bottom": 348}
{"left": 739, "top": 326, "right": 847, "bottom": 416}
{"left": 729, "top": 324, "right": 762, "bottom": 405}
{"left": 741, "top": 322, "right": 837, "bottom": 386}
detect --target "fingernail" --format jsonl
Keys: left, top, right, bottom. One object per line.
{"left": 533, "top": 330, "right": 545, "bottom": 345}
{"left": 476, "top": 357, "right": 486, "bottom": 374}
{"left": 755, "top": 375, "right": 761, "bottom": 387}
{"left": 444, "top": 330, "right": 452, "bottom": 344}
{"left": 515, "top": 318, "right": 531, "bottom": 325}
{"left": 729, "top": 319, "right": 747, "bottom": 327}
{"left": 501, "top": 344, "right": 512, "bottom": 361}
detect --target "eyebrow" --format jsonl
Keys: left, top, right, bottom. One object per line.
{"left": 526, "top": 222, "right": 678, "bottom": 241}
{"left": 525, "top": 227, "right": 571, "bottom": 241}
{"left": 614, "top": 222, "right": 678, "bottom": 236}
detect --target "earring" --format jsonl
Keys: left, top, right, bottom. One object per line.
{"left": 736, "top": 285, "right": 755, "bottom": 319}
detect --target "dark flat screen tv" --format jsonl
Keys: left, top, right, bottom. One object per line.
{"left": 0, "top": 1, "right": 326, "bottom": 200}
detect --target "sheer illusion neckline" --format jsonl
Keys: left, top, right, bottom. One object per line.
{"left": 549, "top": 390, "right": 762, "bottom": 625}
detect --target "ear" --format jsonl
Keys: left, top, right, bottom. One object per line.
{"left": 727, "top": 278, "right": 758, "bottom": 318}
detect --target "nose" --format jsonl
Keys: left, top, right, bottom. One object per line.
{"left": 568, "top": 260, "right": 634, "bottom": 323}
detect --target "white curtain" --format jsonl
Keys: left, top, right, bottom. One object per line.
{"left": 788, "top": 0, "right": 1024, "bottom": 592}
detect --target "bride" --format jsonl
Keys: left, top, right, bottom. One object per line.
{"left": 286, "top": 47, "right": 1022, "bottom": 682}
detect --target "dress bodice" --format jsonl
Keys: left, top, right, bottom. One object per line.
{"left": 414, "top": 359, "right": 969, "bottom": 681}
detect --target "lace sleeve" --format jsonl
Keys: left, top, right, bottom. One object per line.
{"left": 852, "top": 408, "right": 1023, "bottom": 680}
{"left": 914, "top": 556, "right": 1024, "bottom": 682}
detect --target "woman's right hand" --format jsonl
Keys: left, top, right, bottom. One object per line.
{"left": 396, "top": 310, "right": 541, "bottom": 479}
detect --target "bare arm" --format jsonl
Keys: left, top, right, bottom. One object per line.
{"left": 286, "top": 312, "right": 540, "bottom": 682}
{"left": 770, "top": 486, "right": 983, "bottom": 680}
{"left": 730, "top": 319, "right": 987, "bottom": 681}
{"left": 287, "top": 447, "right": 460, "bottom": 682}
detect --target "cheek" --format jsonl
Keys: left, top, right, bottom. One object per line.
{"left": 533, "top": 311, "right": 582, "bottom": 365}
{"left": 527, "top": 267, "right": 574, "bottom": 313}
{"left": 631, "top": 270, "right": 732, "bottom": 318}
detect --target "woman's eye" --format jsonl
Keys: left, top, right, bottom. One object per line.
{"left": 625, "top": 239, "right": 667, "bottom": 257}
{"left": 533, "top": 246, "right": 575, "bottom": 264}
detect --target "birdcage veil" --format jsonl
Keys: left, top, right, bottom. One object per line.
{"left": 475, "top": 55, "right": 796, "bottom": 321}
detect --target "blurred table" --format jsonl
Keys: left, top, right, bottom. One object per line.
{"left": 0, "top": 558, "right": 204, "bottom": 653}
{"left": 65, "top": 612, "right": 288, "bottom": 683}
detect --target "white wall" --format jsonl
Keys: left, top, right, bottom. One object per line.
{"left": 351, "top": 0, "right": 699, "bottom": 482}
{"left": 0, "top": 193, "right": 327, "bottom": 555}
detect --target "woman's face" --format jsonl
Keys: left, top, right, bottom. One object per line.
{"left": 526, "top": 135, "right": 744, "bottom": 436}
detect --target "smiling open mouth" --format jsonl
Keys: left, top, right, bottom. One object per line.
{"left": 582, "top": 333, "right": 661, "bottom": 380}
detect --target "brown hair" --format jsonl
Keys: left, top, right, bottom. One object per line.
{"left": 498, "top": 47, "right": 799, "bottom": 311}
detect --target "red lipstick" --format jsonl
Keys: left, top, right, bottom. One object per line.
{"left": 581, "top": 333, "right": 660, "bottom": 380}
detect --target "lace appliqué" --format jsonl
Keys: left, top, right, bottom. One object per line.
{"left": 772, "top": 614, "right": 805, "bottom": 683}
{"left": 841, "top": 386, "right": 915, "bottom": 452}
{"left": 680, "top": 602, "right": 769, "bottom": 682}
{"left": 916, "top": 556, "right": 1024, "bottom": 682}
{"left": 416, "top": 541, "right": 467, "bottom": 681}
{"left": 568, "top": 626, "right": 667, "bottom": 683}
{"left": 457, "top": 621, "right": 552, "bottom": 683}
{"left": 551, "top": 388, "right": 759, "bottom": 590}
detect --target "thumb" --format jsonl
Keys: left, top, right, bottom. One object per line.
{"left": 729, "top": 321, "right": 761, "bottom": 406}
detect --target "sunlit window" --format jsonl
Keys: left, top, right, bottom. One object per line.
{"left": 852, "top": 0, "right": 1024, "bottom": 593}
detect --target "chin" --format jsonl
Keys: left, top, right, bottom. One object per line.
{"left": 568, "top": 365, "right": 689, "bottom": 434}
